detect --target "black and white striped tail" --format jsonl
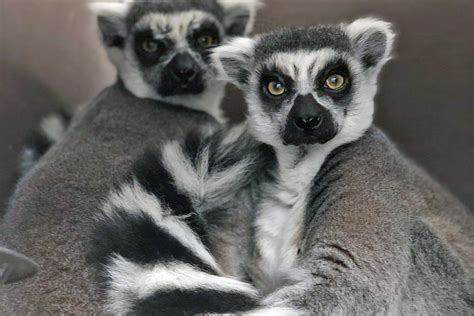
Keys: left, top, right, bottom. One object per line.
{"left": 90, "top": 125, "right": 265, "bottom": 314}
{"left": 20, "top": 108, "right": 73, "bottom": 174}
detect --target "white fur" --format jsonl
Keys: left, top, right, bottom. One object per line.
{"left": 40, "top": 114, "right": 68, "bottom": 143}
{"left": 254, "top": 143, "right": 337, "bottom": 293}
{"left": 103, "top": 180, "right": 221, "bottom": 273}
{"left": 88, "top": 2, "right": 130, "bottom": 19}
{"left": 161, "top": 136, "right": 257, "bottom": 210}
{"left": 105, "top": 257, "right": 259, "bottom": 315}
{"left": 244, "top": 306, "right": 305, "bottom": 316}
{"left": 19, "top": 148, "right": 37, "bottom": 175}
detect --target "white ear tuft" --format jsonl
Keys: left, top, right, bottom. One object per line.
{"left": 217, "top": 0, "right": 263, "bottom": 36}
{"left": 88, "top": 2, "right": 130, "bottom": 17}
{"left": 212, "top": 37, "right": 256, "bottom": 87}
{"left": 346, "top": 17, "right": 395, "bottom": 70}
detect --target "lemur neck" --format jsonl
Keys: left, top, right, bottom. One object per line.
{"left": 123, "top": 78, "right": 227, "bottom": 123}
{"left": 275, "top": 144, "right": 337, "bottom": 189}
{"left": 158, "top": 81, "right": 227, "bottom": 123}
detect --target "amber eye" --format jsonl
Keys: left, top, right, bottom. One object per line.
{"left": 325, "top": 74, "right": 346, "bottom": 90}
{"left": 197, "top": 35, "right": 216, "bottom": 48}
{"left": 142, "top": 40, "right": 159, "bottom": 53}
{"left": 267, "top": 80, "right": 287, "bottom": 96}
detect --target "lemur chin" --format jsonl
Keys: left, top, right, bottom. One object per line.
{"left": 90, "top": 0, "right": 261, "bottom": 121}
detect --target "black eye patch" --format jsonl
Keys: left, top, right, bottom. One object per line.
{"left": 133, "top": 29, "right": 173, "bottom": 66}
{"left": 188, "top": 21, "right": 222, "bottom": 49}
{"left": 257, "top": 66, "right": 295, "bottom": 111}
{"left": 316, "top": 59, "right": 352, "bottom": 100}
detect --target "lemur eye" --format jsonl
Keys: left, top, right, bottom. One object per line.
{"left": 267, "top": 80, "right": 287, "bottom": 96}
{"left": 325, "top": 74, "right": 346, "bottom": 90}
{"left": 142, "top": 40, "right": 159, "bottom": 53}
{"left": 197, "top": 35, "right": 216, "bottom": 48}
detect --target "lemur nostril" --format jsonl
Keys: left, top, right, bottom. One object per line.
{"left": 295, "top": 115, "right": 323, "bottom": 130}
{"left": 173, "top": 67, "right": 197, "bottom": 82}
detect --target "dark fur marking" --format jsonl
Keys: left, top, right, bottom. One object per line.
{"left": 97, "top": 16, "right": 125, "bottom": 48}
{"left": 90, "top": 208, "right": 217, "bottom": 274}
{"left": 325, "top": 244, "right": 359, "bottom": 268}
{"left": 132, "top": 287, "right": 258, "bottom": 315}
{"left": 131, "top": 151, "right": 208, "bottom": 239}
{"left": 316, "top": 256, "right": 349, "bottom": 269}
{"left": 126, "top": 0, "right": 225, "bottom": 31}
{"left": 307, "top": 59, "right": 317, "bottom": 78}
{"left": 254, "top": 25, "right": 351, "bottom": 62}
{"left": 354, "top": 31, "right": 387, "bottom": 69}
{"left": 132, "top": 151, "right": 193, "bottom": 217}
{"left": 220, "top": 57, "right": 250, "bottom": 85}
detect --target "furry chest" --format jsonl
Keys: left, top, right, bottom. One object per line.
{"left": 254, "top": 180, "right": 311, "bottom": 290}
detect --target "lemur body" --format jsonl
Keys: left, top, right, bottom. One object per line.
{"left": 93, "top": 18, "right": 473, "bottom": 315}
{"left": 0, "top": 0, "right": 258, "bottom": 313}
{"left": 19, "top": 0, "right": 261, "bottom": 172}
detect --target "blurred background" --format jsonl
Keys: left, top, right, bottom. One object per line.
{"left": 0, "top": 0, "right": 472, "bottom": 211}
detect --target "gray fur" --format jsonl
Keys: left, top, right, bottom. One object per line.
{"left": 210, "top": 20, "right": 473, "bottom": 313}
{"left": 254, "top": 25, "right": 352, "bottom": 62}
{"left": 255, "top": 127, "right": 473, "bottom": 314}
{"left": 126, "top": 0, "right": 226, "bottom": 29}
{"left": 0, "top": 83, "right": 218, "bottom": 314}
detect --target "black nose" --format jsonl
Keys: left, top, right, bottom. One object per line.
{"left": 283, "top": 94, "right": 338, "bottom": 146}
{"left": 169, "top": 53, "right": 198, "bottom": 83}
{"left": 295, "top": 114, "right": 323, "bottom": 131}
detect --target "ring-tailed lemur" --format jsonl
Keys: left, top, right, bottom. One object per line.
{"left": 18, "top": 0, "right": 261, "bottom": 174}
{"left": 93, "top": 17, "right": 473, "bottom": 315}
{"left": 1, "top": 1, "right": 260, "bottom": 314}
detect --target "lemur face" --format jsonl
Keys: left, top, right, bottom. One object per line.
{"left": 130, "top": 10, "right": 224, "bottom": 97}
{"left": 214, "top": 18, "right": 394, "bottom": 148}
{"left": 90, "top": 0, "right": 258, "bottom": 103}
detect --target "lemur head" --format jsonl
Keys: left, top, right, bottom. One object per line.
{"left": 89, "top": 0, "right": 259, "bottom": 116}
{"left": 213, "top": 18, "right": 394, "bottom": 148}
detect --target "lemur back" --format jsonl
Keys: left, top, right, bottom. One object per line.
{"left": 0, "top": 84, "right": 220, "bottom": 314}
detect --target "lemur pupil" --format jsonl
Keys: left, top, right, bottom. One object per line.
{"left": 143, "top": 40, "right": 158, "bottom": 53}
{"left": 198, "top": 36, "right": 214, "bottom": 48}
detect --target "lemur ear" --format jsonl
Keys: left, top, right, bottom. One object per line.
{"left": 89, "top": 2, "right": 130, "bottom": 48}
{"left": 346, "top": 18, "right": 395, "bottom": 70}
{"left": 218, "top": 0, "right": 262, "bottom": 36}
{"left": 212, "top": 37, "right": 256, "bottom": 88}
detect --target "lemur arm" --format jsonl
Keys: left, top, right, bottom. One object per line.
{"left": 90, "top": 125, "right": 264, "bottom": 314}
{"left": 246, "top": 194, "right": 470, "bottom": 315}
